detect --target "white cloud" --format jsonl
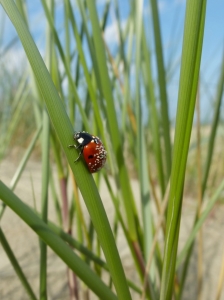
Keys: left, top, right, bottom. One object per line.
{"left": 104, "top": 20, "right": 119, "bottom": 45}
{"left": 0, "top": 47, "right": 27, "bottom": 74}
{"left": 103, "top": 17, "right": 127, "bottom": 47}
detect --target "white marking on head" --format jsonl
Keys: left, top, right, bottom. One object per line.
{"left": 77, "top": 137, "right": 84, "bottom": 144}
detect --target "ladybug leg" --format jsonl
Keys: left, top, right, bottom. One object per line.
{"left": 68, "top": 144, "right": 80, "bottom": 149}
{"left": 68, "top": 144, "right": 83, "bottom": 162}
{"left": 74, "top": 149, "right": 83, "bottom": 162}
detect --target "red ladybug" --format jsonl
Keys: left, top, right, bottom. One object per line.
{"left": 68, "top": 131, "right": 107, "bottom": 173}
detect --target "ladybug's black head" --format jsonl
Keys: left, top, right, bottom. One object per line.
{"left": 73, "top": 131, "right": 93, "bottom": 146}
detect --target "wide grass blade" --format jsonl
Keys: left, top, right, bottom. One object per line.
{"left": 160, "top": 1, "right": 207, "bottom": 299}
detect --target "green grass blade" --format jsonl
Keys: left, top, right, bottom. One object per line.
{"left": 202, "top": 53, "right": 224, "bottom": 196}
{"left": 122, "top": 19, "right": 134, "bottom": 132}
{"left": 14, "top": 126, "right": 42, "bottom": 190}
{"left": 142, "top": 28, "right": 165, "bottom": 196}
{"left": 63, "top": 0, "right": 75, "bottom": 124}
{"left": 150, "top": 0, "right": 172, "bottom": 179}
{"left": 39, "top": 109, "right": 50, "bottom": 300}
{"left": 39, "top": 2, "right": 52, "bottom": 294}
{"left": 114, "top": 0, "right": 127, "bottom": 71}
{"left": 49, "top": 170, "right": 63, "bottom": 227}
{"left": 160, "top": 1, "right": 207, "bottom": 299}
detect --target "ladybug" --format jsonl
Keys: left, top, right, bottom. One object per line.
{"left": 68, "top": 131, "right": 107, "bottom": 173}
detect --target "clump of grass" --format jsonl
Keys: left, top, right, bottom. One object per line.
{"left": 0, "top": 0, "right": 224, "bottom": 300}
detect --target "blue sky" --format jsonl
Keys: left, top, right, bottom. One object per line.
{"left": 160, "top": 0, "right": 224, "bottom": 122}
{"left": 102, "top": 0, "right": 224, "bottom": 122}
{"left": 1, "top": 0, "right": 224, "bottom": 123}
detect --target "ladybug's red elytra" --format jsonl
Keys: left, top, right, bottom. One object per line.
{"left": 68, "top": 131, "right": 107, "bottom": 173}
